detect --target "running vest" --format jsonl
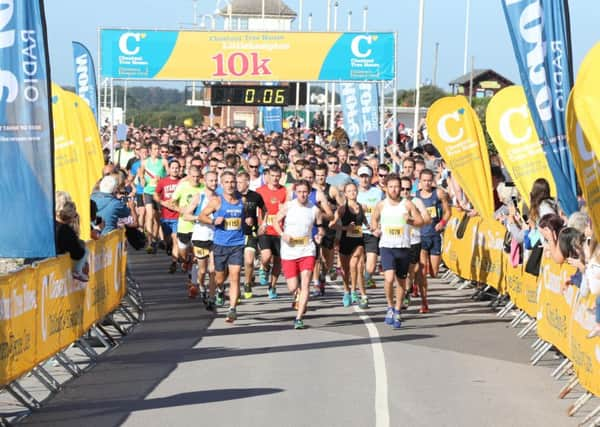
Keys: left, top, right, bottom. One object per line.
{"left": 191, "top": 193, "right": 214, "bottom": 242}
{"left": 143, "top": 158, "right": 166, "bottom": 195}
{"left": 379, "top": 198, "right": 411, "bottom": 248}
{"left": 213, "top": 195, "right": 245, "bottom": 247}
{"left": 417, "top": 189, "right": 441, "bottom": 237}
{"left": 341, "top": 202, "right": 365, "bottom": 239}
{"left": 280, "top": 199, "right": 317, "bottom": 260}
{"left": 357, "top": 186, "right": 383, "bottom": 235}
{"left": 292, "top": 189, "right": 319, "bottom": 237}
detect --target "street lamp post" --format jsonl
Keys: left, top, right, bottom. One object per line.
{"left": 412, "top": 0, "right": 425, "bottom": 149}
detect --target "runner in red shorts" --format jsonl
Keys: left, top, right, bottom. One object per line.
{"left": 273, "top": 180, "right": 325, "bottom": 329}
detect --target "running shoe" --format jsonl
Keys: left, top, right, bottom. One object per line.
{"left": 151, "top": 241, "right": 158, "bottom": 254}
{"left": 402, "top": 294, "right": 410, "bottom": 309}
{"left": 225, "top": 308, "right": 237, "bottom": 323}
{"left": 200, "top": 286, "right": 208, "bottom": 304}
{"left": 358, "top": 295, "right": 369, "bottom": 309}
{"left": 351, "top": 291, "right": 359, "bottom": 304}
{"left": 419, "top": 303, "right": 430, "bottom": 314}
{"left": 215, "top": 289, "right": 225, "bottom": 306}
{"left": 268, "top": 287, "right": 278, "bottom": 299}
{"left": 366, "top": 278, "right": 377, "bottom": 289}
{"left": 187, "top": 284, "right": 198, "bottom": 299}
{"left": 244, "top": 283, "right": 253, "bottom": 299}
{"left": 205, "top": 299, "right": 216, "bottom": 311}
{"left": 384, "top": 307, "right": 394, "bottom": 325}
{"left": 168, "top": 261, "right": 177, "bottom": 274}
{"left": 145, "top": 244, "right": 154, "bottom": 254}
{"left": 259, "top": 268, "right": 269, "bottom": 286}
{"left": 342, "top": 292, "right": 351, "bottom": 307}
{"left": 294, "top": 318, "right": 305, "bottom": 329}
{"left": 392, "top": 310, "right": 402, "bottom": 329}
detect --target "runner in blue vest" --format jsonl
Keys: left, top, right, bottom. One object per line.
{"left": 198, "top": 171, "right": 245, "bottom": 323}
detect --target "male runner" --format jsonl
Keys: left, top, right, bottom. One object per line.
{"left": 171, "top": 165, "right": 204, "bottom": 277}
{"left": 237, "top": 171, "right": 266, "bottom": 299}
{"left": 139, "top": 142, "right": 167, "bottom": 252}
{"left": 154, "top": 160, "right": 181, "bottom": 273}
{"left": 184, "top": 171, "right": 218, "bottom": 304}
{"left": 356, "top": 166, "right": 384, "bottom": 290}
{"left": 198, "top": 171, "right": 245, "bottom": 322}
{"left": 371, "top": 175, "right": 424, "bottom": 329}
{"left": 257, "top": 165, "right": 288, "bottom": 299}
{"left": 273, "top": 180, "right": 325, "bottom": 329}
{"left": 416, "top": 168, "right": 450, "bottom": 313}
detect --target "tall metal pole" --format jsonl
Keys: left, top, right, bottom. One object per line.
{"left": 261, "top": 0, "right": 265, "bottom": 29}
{"left": 295, "top": 0, "right": 303, "bottom": 119}
{"left": 305, "top": 13, "right": 312, "bottom": 129}
{"left": 123, "top": 79, "right": 128, "bottom": 124}
{"left": 469, "top": 55, "right": 475, "bottom": 105}
{"left": 330, "top": 1, "right": 338, "bottom": 132}
{"left": 110, "top": 78, "right": 115, "bottom": 159}
{"left": 412, "top": 0, "right": 425, "bottom": 149}
{"left": 379, "top": 82, "right": 385, "bottom": 162}
{"left": 432, "top": 41, "right": 439, "bottom": 87}
{"left": 463, "top": 0, "right": 470, "bottom": 75}
{"left": 393, "top": 33, "right": 398, "bottom": 152}
{"left": 324, "top": 0, "right": 331, "bottom": 132}
{"left": 193, "top": 0, "right": 198, "bottom": 26}
{"left": 347, "top": 10, "right": 352, "bottom": 31}
{"left": 362, "top": 5, "right": 368, "bottom": 31}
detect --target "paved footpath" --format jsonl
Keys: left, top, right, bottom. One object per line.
{"left": 22, "top": 250, "right": 578, "bottom": 427}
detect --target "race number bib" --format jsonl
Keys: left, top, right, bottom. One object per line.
{"left": 265, "top": 215, "right": 277, "bottom": 226}
{"left": 289, "top": 236, "right": 309, "bottom": 247}
{"left": 347, "top": 226, "right": 363, "bottom": 238}
{"left": 385, "top": 226, "right": 405, "bottom": 237}
{"left": 365, "top": 206, "right": 373, "bottom": 214}
{"left": 193, "top": 246, "right": 210, "bottom": 258}
{"left": 427, "top": 206, "right": 438, "bottom": 219}
{"left": 224, "top": 218, "right": 242, "bottom": 230}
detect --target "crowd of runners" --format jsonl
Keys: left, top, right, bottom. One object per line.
{"left": 92, "top": 121, "right": 599, "bottom": 336}
{"left": 100, "top": 124, "right": 451, "bottom": 329}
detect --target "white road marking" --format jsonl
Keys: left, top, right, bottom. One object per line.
{"left": 332, "top": 283, "right": 390, "bottom": 427}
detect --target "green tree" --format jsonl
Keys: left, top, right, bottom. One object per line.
{"left": 396, "top": 85, "right": 448, "bottom": 107}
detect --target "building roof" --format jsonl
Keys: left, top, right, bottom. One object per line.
{"left": 448, "top": 69, "right": 514, "bottom": 86}
{"left": 217, "top": 0, "right": 297, "bottom": 18}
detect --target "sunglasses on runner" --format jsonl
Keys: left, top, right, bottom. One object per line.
{"left": 400, "top": 187, "right": 411, "bottom": 191}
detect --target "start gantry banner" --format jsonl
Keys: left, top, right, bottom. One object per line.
{"left": 100, "top": 30, "right": 395, "bottom": 81}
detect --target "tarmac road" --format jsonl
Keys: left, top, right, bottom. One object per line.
{"left": 21, "top": 250, "right": 577, "bottom": 427}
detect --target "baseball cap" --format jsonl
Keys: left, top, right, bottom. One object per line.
{"left": 357, "top": 166, "right": 372, "bottom": 177}
{"left": 99, "top": 176, "right": 117, "bottom": 194}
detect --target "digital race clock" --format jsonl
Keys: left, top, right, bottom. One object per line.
{"left": 211, "top": 85, "right": 290, "bottom": 106}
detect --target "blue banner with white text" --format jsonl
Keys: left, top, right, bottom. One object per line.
{"left": 72, "top": 41, "right": 98, "bottom": 122}
{"left": 262, "top": 107, "right": 283, "bottom": 134}
{"left": 502, "top": 0, "right": 578, "bottom": 214}
{"left": 0, "top": 0, "right": 55, "bottom": 258}
{"left": 340, "top": 83, "right": 379, "bottom": 143}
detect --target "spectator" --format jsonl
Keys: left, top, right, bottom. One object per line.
{"left": 55, "top": 198, "right": 88, "bottom": 281}
{"left": 91, "top": 176, "right": 137, "bottom": 236}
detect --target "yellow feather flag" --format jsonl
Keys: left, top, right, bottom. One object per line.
{"left": 573, "top": 42, "right": 600, "bottom": 162}
{"left": 566, "top": 91, "right": 600, "bottom": 242}
{"left": 426, "top": 96, "right": 495, "bottom": 218}
{"left": 486, "top": 85, "right": 556, "bottom": 202}
{"left": 52, "top": 84, "right": 104, "bottom": 241}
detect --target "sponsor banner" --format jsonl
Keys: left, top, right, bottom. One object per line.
{"left": 340, "top": 83, "right": 379, "bottom": 143}
{"left": 72, "top": 41, "right": 98, "bottom": 122}
{"left": 100, "top": 30, "right": 395, "bottom": 81}
{"left": 53, "top": 84, "right": 104, "bottom": 241}
{"left": 501, "top": 0, "right": 578, "bottom": 215}
{"left": 261, "top": 106, "right": 283, "bottom": 134}
{"left": 444, "top": 210, "right": 600, "bottom": 397}
{"left": 426, "top": 96, "right": 495, "bottom": 219}
{"left": 566, "top": 92, "right": 600, "bottom": 243}
{"left": 471, "top": 219, "right": 505, "bottom": 292}
{"left": 0, "top": 231, "right": 126, "bottom": 387}
{"left": 536, "top": 254, "right": 577, "bottom": 358}
{"left": 486, "top": 86, "right": 557, "bottom": 200}
{"left": 571, "top": 293, "right": 600, "bottom": 397}
{"left": 0, "top": 0, "right": 55, "bottom": 258}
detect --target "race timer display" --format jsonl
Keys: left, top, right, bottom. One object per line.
{"left": 211, "top": 85, "right": 290, "bottom": 106}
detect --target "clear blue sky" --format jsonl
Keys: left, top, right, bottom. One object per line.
{"left": 45, "top": 0, "right": 600, "bottom": 90}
